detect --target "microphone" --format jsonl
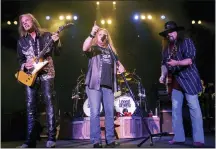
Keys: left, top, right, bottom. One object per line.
{"left": 101, "top": 34, "right": 107, "bottom": 42}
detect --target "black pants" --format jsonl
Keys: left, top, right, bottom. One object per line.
{"left": 24, "top": 77, "right": 56, "bottom": 146}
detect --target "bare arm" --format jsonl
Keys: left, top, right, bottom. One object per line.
{"left": 117, "top": 61, "right": 125, "bottom": 74}
{"left": 177, "top": 58, "right": 192, "bottom": 66}
{"left": 161, "top": 65, "right": 168, "bottom": 77}
{"left": 159, "top": 65, "right": 167, "bottom": 84}
{"left": 83, "top": 37, "right": 94, "bottom": 52}
{"left": 83, "top": 21, "right": 100, "bottom": 52}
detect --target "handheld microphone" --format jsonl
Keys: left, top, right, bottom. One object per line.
{"left": 101, "top": 34, "right": 107, "bottom": 42}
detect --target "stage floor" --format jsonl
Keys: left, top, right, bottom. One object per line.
{"left": 1, "top": 133, "right": 215, "bottom": 148}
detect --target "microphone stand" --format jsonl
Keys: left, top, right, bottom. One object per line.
{"left": 107, "top": 43, "right": 136, "bottom": 102}
{"left": 107, "top": 41, "right": 168, "bottom": 147}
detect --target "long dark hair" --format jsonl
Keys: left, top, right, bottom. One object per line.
{"left": 161, "top": 31, "right": 187, "bottom": 51}
{"left": 18, "top": 13, "right": 47, "bottom": 37}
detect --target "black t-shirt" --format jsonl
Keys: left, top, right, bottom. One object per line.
{"left": 100, "top": 47, "right": 113, "bottom": 88}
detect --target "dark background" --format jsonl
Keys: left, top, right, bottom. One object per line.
{"left": 1, "top": 0, "right": 215, "bottom": 116}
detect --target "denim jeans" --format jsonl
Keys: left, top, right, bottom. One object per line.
{"left": 171, "top": 89, "right": 204, "bottom": 143}
{"left": 86, "top": 86, "right": 115, "bottom": 144}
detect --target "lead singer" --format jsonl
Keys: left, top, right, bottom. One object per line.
{"left": 159, "top": 21, "right": 204, "bottom": 147}
{"left": 83, "top": 21, "right": 125, "bottom": 148}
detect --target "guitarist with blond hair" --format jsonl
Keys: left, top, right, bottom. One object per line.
{"left": 17, "top": 13, "right": 61, "bottom": 148}
{"left": 159, "top": 21, "right": 204, "bottom": 147}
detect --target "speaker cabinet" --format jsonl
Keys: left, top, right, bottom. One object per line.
{"left": 160, "top": 110, "right": 173, "bottom": 134}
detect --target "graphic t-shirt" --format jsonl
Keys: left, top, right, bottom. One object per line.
{"left": 100, "top": 47, "right": 113, "bottom": 88}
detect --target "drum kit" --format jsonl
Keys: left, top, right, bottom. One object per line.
{"left": 71, "top": 69, "right": 146, "bottom": 117}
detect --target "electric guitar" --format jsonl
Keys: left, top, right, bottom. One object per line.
{"left": 15, "top": 23, "right": 73, "bottom": 86}
{"left": 166, "top": 44, "right": 178, "bottom": 95}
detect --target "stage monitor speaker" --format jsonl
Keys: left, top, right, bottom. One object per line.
{"left": 160, "top": 109, "right": 173, "bottom": 134}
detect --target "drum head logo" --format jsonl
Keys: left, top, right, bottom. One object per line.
{"left": 114, "top": 96, "right": 136, "bottom": 115}
{"left": 119, "top": 99, "right": 131, "bottom": 108}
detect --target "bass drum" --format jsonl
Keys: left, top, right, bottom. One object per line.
{"left": 83, "top": 98, "right": 103, "bottom": 117}
{"left": 114, "top": 95, "right": 136, "bottom": 115}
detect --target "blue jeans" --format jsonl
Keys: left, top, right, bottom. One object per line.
{"left": 172, "top": 89, "right": 204, "bottom": 143}
{"left": 86, "top": 86, "right": 115, "bottom": 144}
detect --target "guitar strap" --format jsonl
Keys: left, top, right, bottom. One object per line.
{"left": 168, "top": 43, "right": 182, "bottom": 92}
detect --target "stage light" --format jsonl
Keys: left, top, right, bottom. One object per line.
{"left": 59, "top": 16, "right": 64, "bottom": 20}
{"left": 7, "top": 21, "right": 11, "bottom": 25}
{"left": 107, "top": 19, "right": 112, "bottom": 24}
{"left": 14, "top": 21, "right": 18, "bottom": 25}
{"left": 192, "top": 20, "right": 195, "bottom": 24}
{"left": 101, "top": 19, "right": 105, "bottom": 24}
{"left": 96, "top": 1, "right": 100, "bottom": 5}
{"left": 46, "top": 16, "right": 51, "bottom": 20}
{"left": 134, "top": 15, "right": 139, "bottom": 20}
{"left": 161, "top": 15, "right": 165, "bottom": 20}
{"left": 66, "top": 15, "right": 72, "bottom": 20}
{"left": 73, "top": 15, "right": 78, "bottom": 20}
{"left": 113, "top": 1, "right": 116, "bottom": 4}
{"left": 141, "top": 15, "right": 146, "bottom": 20}
{"left": 198, "top": 20, "right": 202, "bottom": 24}
{"left": 147, "top": 15, "right": 152, "bottom": 20}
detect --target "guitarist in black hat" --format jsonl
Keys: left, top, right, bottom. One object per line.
{"left": 158, "top": 21, "right": 204, "bottom": 147}
{"left": 17, "top": 13, "right": 61, "bottom": 148}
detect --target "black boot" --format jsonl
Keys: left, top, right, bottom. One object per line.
{"left": 93, "top": 143, "right": 103, "bottom": 148}
{"left": 105, "top": 142, "right": 120, "bottom": 148}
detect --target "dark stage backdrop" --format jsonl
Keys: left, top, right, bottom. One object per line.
{"left": 1, "top": 0, "right": 215, "bottom": 115}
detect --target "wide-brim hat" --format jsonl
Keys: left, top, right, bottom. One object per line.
{"left": 159, "top": 21, "right": 185, "bottom": 37}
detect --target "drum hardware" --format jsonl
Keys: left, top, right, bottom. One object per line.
{"left": 114, "top": 91, "right": 122, "bottom": 98}
{"left": 118, "top": 77, "right": 132, "bottom": 82}
{"left": 71, "top": 71, "right": 86, "bottom": 117}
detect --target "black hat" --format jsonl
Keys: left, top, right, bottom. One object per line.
{"left": 159, "top": 21, "right": 185, "bottom": 37}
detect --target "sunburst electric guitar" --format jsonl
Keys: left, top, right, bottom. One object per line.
{"left": 15, "top": 23, "right": 73, "bottom": 86}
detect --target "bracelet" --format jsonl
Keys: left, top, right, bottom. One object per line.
{"left": 89, "top": 34, "right": 95, "bottom": 38}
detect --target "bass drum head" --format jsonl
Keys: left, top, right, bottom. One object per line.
{"left": 114, "top": 95, "right": 136, "bottom": 115}
{"left": 83, "top": 98, "right": 103, "bottom": 117}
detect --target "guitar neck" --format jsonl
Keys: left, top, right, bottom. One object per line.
{"left": 36, "top": 38, "right": 54, "bottom": 61}
{"left": 34, "top": 23, "right": 72, "bottom": 61}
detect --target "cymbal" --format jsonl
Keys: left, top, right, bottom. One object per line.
{"left": 124, "top": 72, "right": 131, "bottom": 76}
{"left": 117, "top": 72, "right": 132, "bottom": 76}
{"left": 118, "top": 78, "right": 132, "bottom": 82}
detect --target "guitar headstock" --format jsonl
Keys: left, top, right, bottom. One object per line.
{"left": 57, "top": 23, "right": 74, "bottom": 33}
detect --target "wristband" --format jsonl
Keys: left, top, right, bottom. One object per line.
{"left": 89, "top": 34, "right": 95, "bottom": 38}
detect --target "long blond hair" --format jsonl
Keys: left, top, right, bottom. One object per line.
{"left": 91, "top": 28, "right": 117, "bottom": 55}
{"left": 18, "top": 13, "right": 46, "bottom": 37}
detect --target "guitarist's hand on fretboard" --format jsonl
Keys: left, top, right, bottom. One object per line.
{"left": 51, "top": 33, "right": 59, "bottom": 42}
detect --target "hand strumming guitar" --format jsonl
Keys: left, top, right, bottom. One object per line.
{"left": 25, "top": 58, "right": 34, "bottom": 69}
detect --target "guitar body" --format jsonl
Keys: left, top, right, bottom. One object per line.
{"left": 15, "top": 71, "right": 38, "bottom": 86}
{"left": 15, "top": 59, "right": 49, "bottom": 86}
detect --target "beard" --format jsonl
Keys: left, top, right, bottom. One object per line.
{"left": 24, "top": 24, "right": 35, "bottom": 33}
{"left": 168, "top": 36, "right": 175, "bottom": 43}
